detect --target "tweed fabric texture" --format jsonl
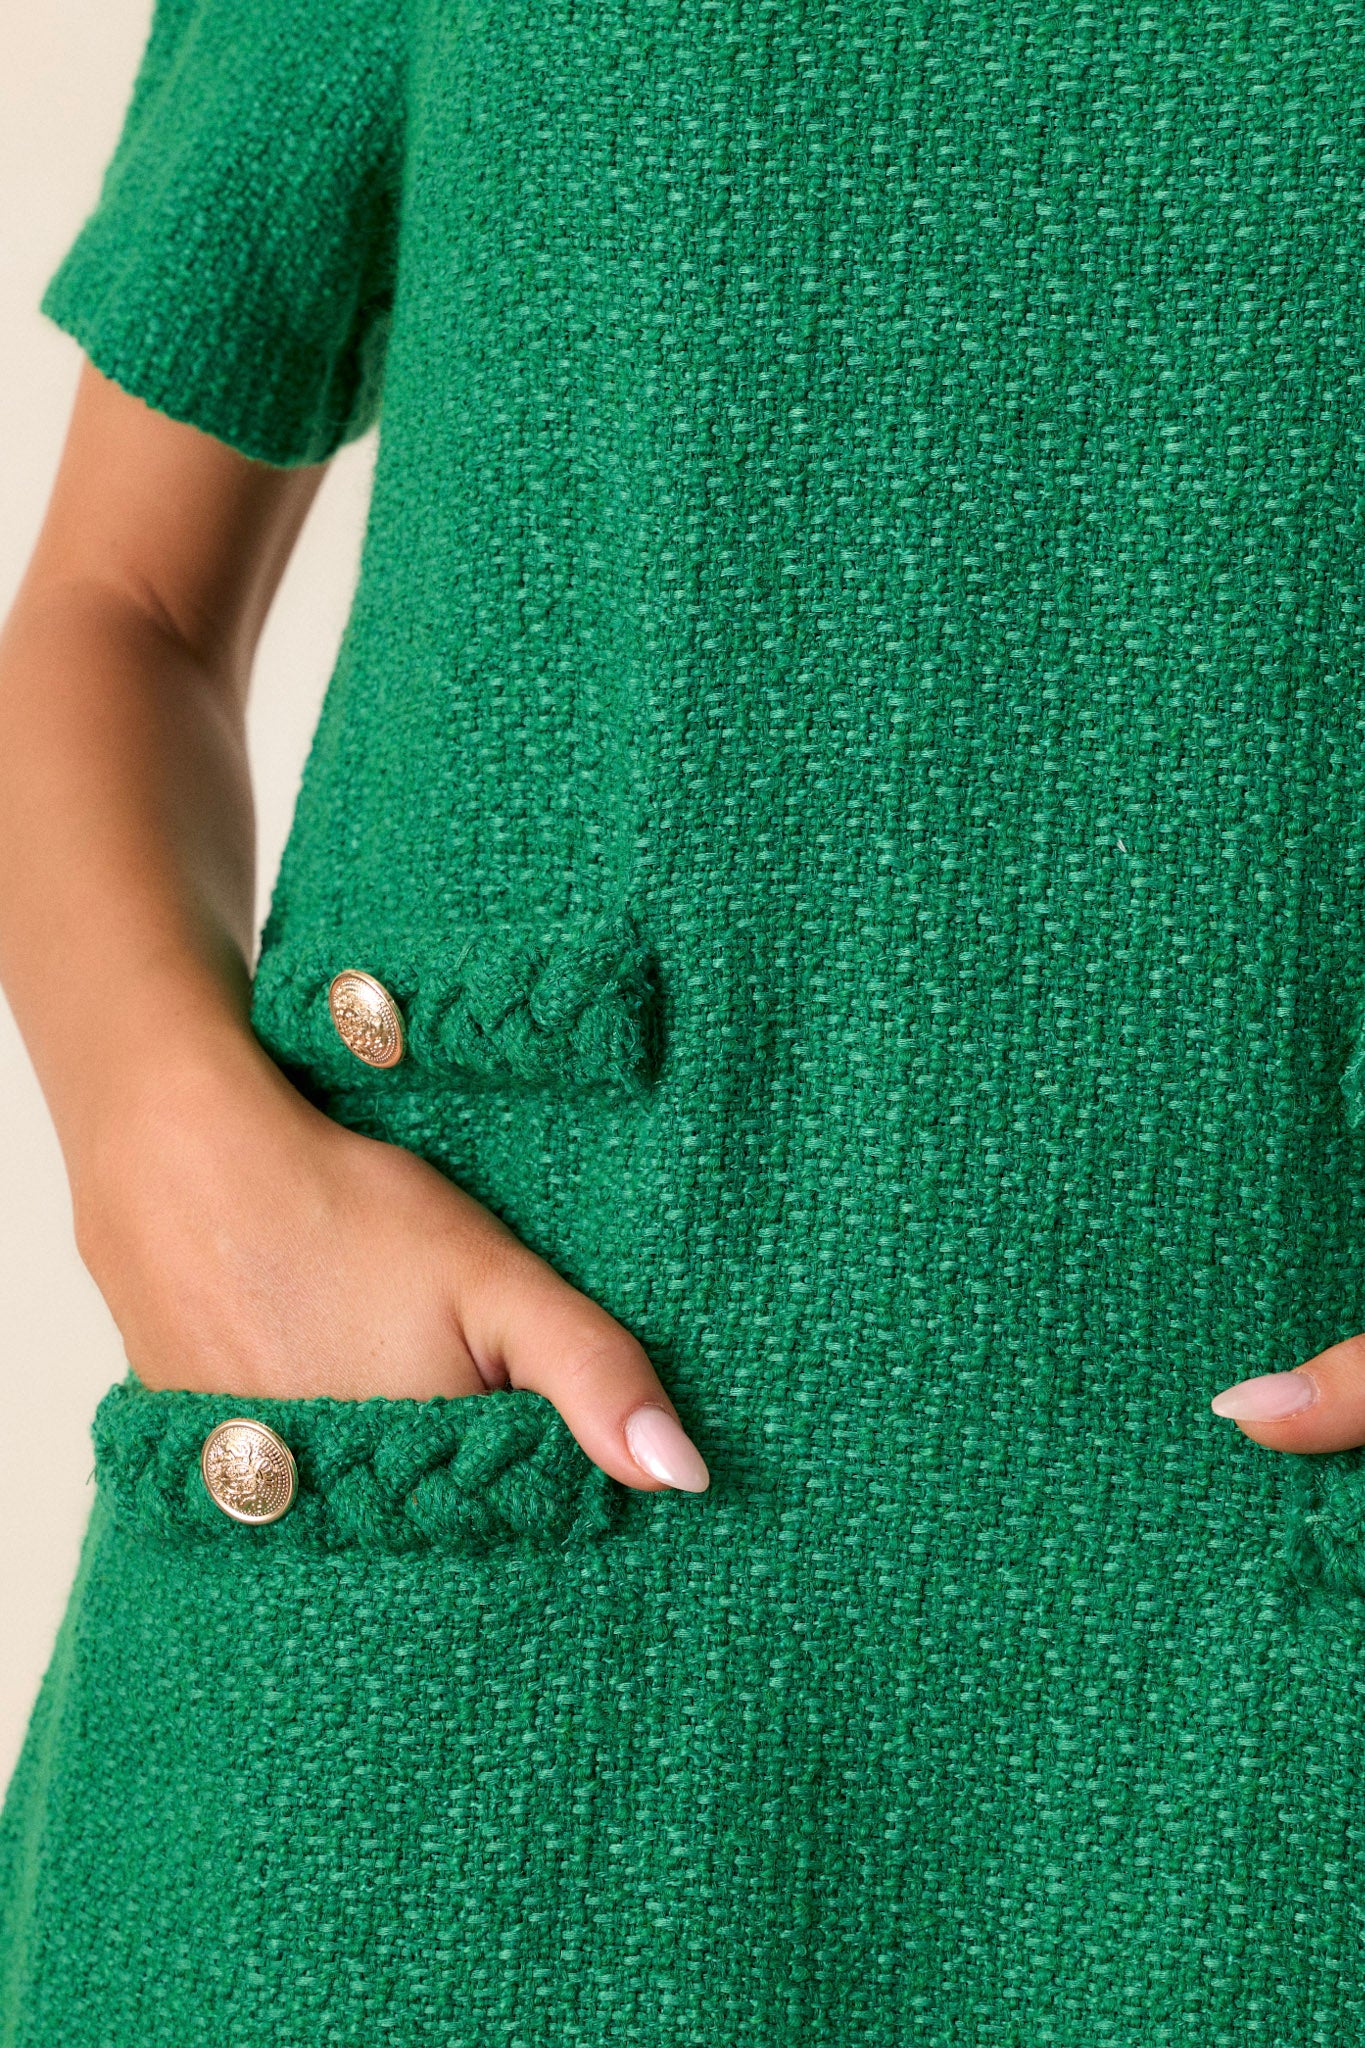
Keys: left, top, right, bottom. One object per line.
{"left": 12, "top": 0, "right": 1365, "bottom": 2041}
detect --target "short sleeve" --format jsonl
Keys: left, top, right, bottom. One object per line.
{"left": 38, "top": 0, "right": 406, "bottom": 468}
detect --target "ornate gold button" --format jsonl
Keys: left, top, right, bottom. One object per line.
{"left": 200, "top": 1418, "right": 298, "bottom": 1525}
{"left": 327, "top": 968, "right": 405, "bottom": 1068}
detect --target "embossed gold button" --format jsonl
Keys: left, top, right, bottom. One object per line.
{"left": 200, "top": 1419, "right": 298, "bottom": 1525}
{"left": 328, "top": 968, "right": 405, "bottom": 1068}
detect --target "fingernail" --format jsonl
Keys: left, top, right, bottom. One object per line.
{"left": 623, "top": 1405, "right": 710, "bottom": 1492}
{"left": 1210, "top": 1370, "right": 1317, "bottom": 1421}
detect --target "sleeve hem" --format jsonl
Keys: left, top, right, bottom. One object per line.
{"left": 40, "top": 268, "right": 380, "bottom": 472}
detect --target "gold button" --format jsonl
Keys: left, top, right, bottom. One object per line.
{"left": 328, "top": 969, "right": 405, "bottom": 1068}
{"left": 200, "top": 1419, "right": 298, "bottom": 1525}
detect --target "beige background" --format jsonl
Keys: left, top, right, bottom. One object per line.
{"left": 0, "top": 2, "right": 377, "bottom": 1793}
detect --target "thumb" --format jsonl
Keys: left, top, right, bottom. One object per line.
{"left": 1210, "top": 1333, "right": 1365, "bottom": 1453}
{"left": 465, "top": 1249, "right": 710, "bottom": 1495}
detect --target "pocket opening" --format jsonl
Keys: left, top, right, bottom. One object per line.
{"left": 92, "top": 1376, "right": 620, "bottom": 1556}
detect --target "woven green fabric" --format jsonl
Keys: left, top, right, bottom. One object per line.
{"left": 13, "top": 0, "right": 1365, "bottom": 2039}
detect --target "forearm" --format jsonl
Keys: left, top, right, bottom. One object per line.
{"left": 0, "top": 576, "right": 272, "bottom": 1193}
{"left": 0, "top": 374, "right": 698, "bottom": 1475}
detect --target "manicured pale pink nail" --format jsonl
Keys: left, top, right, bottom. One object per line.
{"left": 623, "top": 1405, "right": 710, "bottom": 1492}
{"left": 1210, "top": 1371, "right": 1317, "bottom": 1421}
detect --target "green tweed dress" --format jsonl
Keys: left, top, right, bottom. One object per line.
{"left": 11, "top": 0, "right": 1365, "bottom": 2039}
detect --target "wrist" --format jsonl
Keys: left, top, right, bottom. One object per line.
{"left": 64, "top": 1012, "right": 296, "bottom": 1226}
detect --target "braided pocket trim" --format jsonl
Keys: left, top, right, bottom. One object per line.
{"left": 92, "top": 1377, "right": 619, "bottom": 1555}
{"left": 248, "top": 907, "right": 660, "bottom": 1098}
{"left": 1278, "top": 1443, "right": 1365, "bottom": 1610}
{"left": 1342, "top": 1021, "right": 1365, "bottom": 1131}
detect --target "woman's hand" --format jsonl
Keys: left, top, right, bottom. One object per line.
{"left": 0, "top": 363, "right": 707, "bottom": 1498}
{"left": 1211, "top": 1336, "right": 1365, "bottom": 1454}
{"left": 72, "top": 1032, "right": 708, "bottom": 1493}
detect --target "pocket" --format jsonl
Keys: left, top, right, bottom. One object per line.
{"left": 247, "top": 905, "right": 660, "bottom": 1099}
{"left": 91, "top": 1375, "right": 620, "bottom": 1556}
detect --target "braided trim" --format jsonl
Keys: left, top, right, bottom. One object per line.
{"left": 92, "top": 1378, "right": 619, "bottom": 1554}
{"left": 249, "top": 908, "right": 658, "bottom": 1095}
{"left": 1278, "top": 1444, "right": 1365, "bottom": 1610}
{"left": 1342, "top": 1019, "right": 1365, "bottom": 1131}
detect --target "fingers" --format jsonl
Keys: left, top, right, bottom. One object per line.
{"left": 1210, "top": 1332, "right": 1365, "bottom": 1454}
{"left": 461, "top": 1244, "right": 709, "bottom": 1495}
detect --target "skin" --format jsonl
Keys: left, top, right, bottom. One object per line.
{"left": 0, "top": 358, "right": 708, "bottom": 1494}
